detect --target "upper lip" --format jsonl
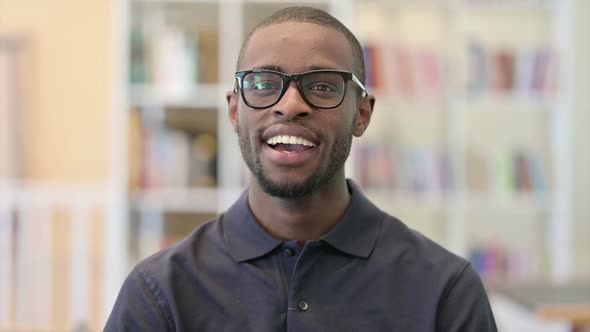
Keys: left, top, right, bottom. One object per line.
{"left": 261, "top": 124, "right": 320, "bottom": 146}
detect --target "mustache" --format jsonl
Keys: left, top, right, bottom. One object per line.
{"left": 255, "top": 120, "right": 319, "bottom": 138}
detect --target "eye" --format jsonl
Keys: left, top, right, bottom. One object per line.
{"left": 243, "top": 73, "right": 282, "bottom": 92}
{"left": 243, "top": 80, "right": 280, "bottom": 91}
{"left": 252, "top": 81, "right": 279, "bottom": 91}
{"left": 303, "top": 73, "right": 344, "bottom": 96}
{"left": 308, "top": 83, "right": 337, "bottom": 92}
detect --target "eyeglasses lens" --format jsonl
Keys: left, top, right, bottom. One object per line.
{"left": 242, "top": 71, "right": 346, "bottom": 108}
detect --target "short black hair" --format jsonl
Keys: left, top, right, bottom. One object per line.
{"left": 236, "top": 6, "right": 366, "bottom": 84}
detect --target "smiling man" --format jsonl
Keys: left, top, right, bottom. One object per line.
{"left": 105, "top": 6, "right": 497, "bottom": 332}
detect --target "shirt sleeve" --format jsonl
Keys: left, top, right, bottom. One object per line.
{"left": 104, "top": 267, "right": 173, "bottom": 332}
{"left": 435, "top": 263, "right": 498, "bottom": 332}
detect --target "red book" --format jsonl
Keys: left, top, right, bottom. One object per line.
{"left": 492, "top": 49, "right": 515, "bottom": 94}
{"left": 392, "top": 45, "right": 415, "bottom": 99}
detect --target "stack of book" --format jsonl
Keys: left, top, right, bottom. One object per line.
{"left": 467, "top": 148, "right": 549, "bottom": 195}
{"left": 467, "top": 41, "right": 558, "bottom": 98}
{"left": 363, "top": 42, "right": 445, "bottom": 103}
{"left": 469, "top": 244, "right": 533, "bottom": 283}
{"left": 354, "top": 143, "right": 454, "bottom": 194}
{"left": 129, "top": 107, "right": 218, "bottom": 190}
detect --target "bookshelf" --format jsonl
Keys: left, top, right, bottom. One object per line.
{"left": 121, "top": 0, "right": 573, "bottom": 284}
{"left": 350, "top": 0, "right": 573, "bottom": 284}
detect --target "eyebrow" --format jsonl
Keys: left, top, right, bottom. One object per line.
{"left": 252, "top": 65, "right": 282, "bottom": 71}
{"left": 250, "top": 65, "right": 340, "bottom": 73}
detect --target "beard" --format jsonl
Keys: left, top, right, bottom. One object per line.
{"left": 237, "top": 121, "right": 354, "bottom": 199}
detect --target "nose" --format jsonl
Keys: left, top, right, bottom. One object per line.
{"left": 272, "top": 81, "right": 312, "bottom": 119}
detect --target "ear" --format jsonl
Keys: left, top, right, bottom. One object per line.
{"left": 226, "top": 90, "right": 239, "bottom": 133}
{"left": 353, "top": 94, "right": 375, "bottom": 137}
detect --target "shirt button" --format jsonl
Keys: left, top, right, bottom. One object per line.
{"left": 297, "top": 300, "right": 309, "bottom": 311}
{"left": 284, "top": 248, "right": 295, "bottom": 256}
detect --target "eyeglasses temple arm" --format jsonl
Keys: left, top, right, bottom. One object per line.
{"left": 351, "top": 74, "right": 368, "bottom": 97}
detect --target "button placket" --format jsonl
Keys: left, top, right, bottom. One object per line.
{"left": 287, "top": 242, "right": 318, "bottom": 320}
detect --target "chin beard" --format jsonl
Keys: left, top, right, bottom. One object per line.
{"left": 253, "top": 164, "right": 326, "bottom": 199}
{"left": 238, "top": 124, "right": 353, "bottom": 200}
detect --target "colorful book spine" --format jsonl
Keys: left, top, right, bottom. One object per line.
{"left": 468, "top": 148, "right": 549, "bottom": 195}
{"left": 354, "top": 144, "right": 453, "bottom": 194}
{"left": 469, "top": 244, "right": 533, "bottom": 283}
{"left": 361, "top": 42, "right": 444, "bottom": 102}
{"left": 137, "top": 108, "right": 218, "bottom": 189}
{"left": 467, "top": 41, "right": 558, "bottom": 98}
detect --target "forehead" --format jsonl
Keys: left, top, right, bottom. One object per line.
{"left": 240, "top": 22, "right": 355, "bottom": 73}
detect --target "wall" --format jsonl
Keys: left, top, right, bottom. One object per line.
{"left": 573, "top": 0, "right": 590, "bottom": 277}
{"left": 0, "top": 0, "right": 110, "bottom": 182}
{"left": 0, "top": 1, "right": 111, "bottom": 329}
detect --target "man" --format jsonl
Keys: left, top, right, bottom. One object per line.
{"left": 105, "top": 6, "right": 497, "bottom": 331}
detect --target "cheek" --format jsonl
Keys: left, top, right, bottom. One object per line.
{"left": 237, "top": 114, "right": 262, "bottom": 147}
{"left": 333, "top": 105, "right": 358, "bottom": 132}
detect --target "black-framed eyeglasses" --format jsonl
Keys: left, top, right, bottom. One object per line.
{"left": 234, "top": 69, "right": 368, "bottom": 109}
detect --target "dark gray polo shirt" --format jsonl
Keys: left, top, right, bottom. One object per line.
{"left": 105, "top": 180, "right": 497, "bottom": 331}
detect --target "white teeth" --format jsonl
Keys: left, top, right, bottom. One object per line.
{"left": 266, "top": 135, "right": 315, "bottom": 147}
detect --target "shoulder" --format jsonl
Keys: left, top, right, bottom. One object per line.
{"left": 133, "top": 214, "right": 230, "bottom": 284}
{"left": 347, "top": 180, "right": 469, "bottom": 277}
{"left": 375, "top": 212, "right": 471, "bottom": 283}
{"left": 105, "top": 217, "right": 230, "bottom": 331}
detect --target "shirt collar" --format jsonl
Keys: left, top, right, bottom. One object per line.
{"left": 223, "top": 190, "right": 281, "bottom": 262}
{"left": 223, "top": 179, "right": 382, "bottom": 262}
{"left": 320, "top": 179, "right": 382, "bottom": 258}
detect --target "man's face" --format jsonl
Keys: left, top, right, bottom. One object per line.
{"left": 228, "top": 22, "right": 372, "bottom": 199}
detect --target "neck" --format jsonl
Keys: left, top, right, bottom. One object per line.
{"left": 247, "top": 174, "right": 351, "bottom": 245}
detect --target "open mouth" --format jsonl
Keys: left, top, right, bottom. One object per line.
{"left": 266, "top": 135, "right": 316, "bottom": 153}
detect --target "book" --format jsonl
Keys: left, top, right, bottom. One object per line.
{"left": 528, "top": 151, "right": 549, "bottom": 193}
{"left": 515, "top": 48, "right": 535, "bottom": 97}
{"left": 362, "top": 45, "right": 375, "bottom": 90}
{"left": 150, "top": 26, "right": 198, "bottom": 99}
{"left": 470, "top": 244, "right": 532, "bottom": 283}
{"left": 531, "top": 48, "right": 550, "bottom": 95}
{"left": 494, "top": 149, "right": 514, "bottom": 196}
{"left": 467, "top": 149, "right": 490, "bottom": 192}
{"left": 513, "top": 150, "right": 533, "bottom": 192}
{"left": 364, "top": 44, "right": 384, "bottom": 91}
{"left": 189, "top": 133, "right": 217, "bottom": 187}
{"left": 468, "top": 41, "right": 487, "bottom": 96}
{"left": 129, "top": 25, "right": 146, "bottom": 84}
{"left": 392, "top": 45, "right": 415, "bottom": 100}
{"left": 128, "top": 108, "right": 143, "bottom": 189}
{"left": 491, "top": 49, "right": 515, "bottom": 94}
{"left": 362, "top": 42, "right": 445, "bottom": 103}
{"left": 415, "top": 49, "right": 443, "bottom": 101}
{"left": 353, "top": 142, "right": 394, "bottom": 189}
{"left": 197, "top": 29, "right": 219, "bottom": 84}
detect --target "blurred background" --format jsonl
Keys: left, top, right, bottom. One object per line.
{"left": 0, "top": 0, "right": 588, "bottom": 331}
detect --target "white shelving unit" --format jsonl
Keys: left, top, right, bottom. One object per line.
{"left": 119, "top": 0, "right": 573, "bottom": 284}
{"left": 0, "top": 0, "right": 576, "bottom": 330}
{"left": 122, "top": 0, "right": 340, "bottom": 262}
{"left": 351, "top": 0, "right": 573, "bottom": 283}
